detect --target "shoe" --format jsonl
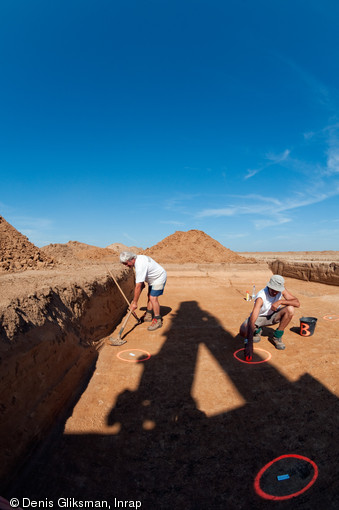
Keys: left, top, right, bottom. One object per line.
{"left": 147, "top": 318, "right": 162, "bottom": 331}
{"left": 143, "top": 311, "right": 153, "bottom": 322}
{"left": 253, "top": 332, "right": 261, "bottom": 343}
{"left": 272, "top": 337, "right": 285, "bottom": 350}
{"left": 253, "top": 327, "right": 262, "bottom": 343}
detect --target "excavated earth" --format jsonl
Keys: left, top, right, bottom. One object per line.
{"left": 242, "top": 251, "right": 339, "bottom": 287}
{"left": 1, "top": 222, "right": 339, "bottom": 509}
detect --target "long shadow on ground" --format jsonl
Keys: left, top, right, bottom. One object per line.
{"left": 6, "top": 301, "right": 339, "bottom": 509}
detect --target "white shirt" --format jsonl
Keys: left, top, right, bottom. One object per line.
{"left": 256, "top": 286, "right": 282, "bottom": 316}
{"left": 134, "top": 255, "right": 167, "bottom": 285}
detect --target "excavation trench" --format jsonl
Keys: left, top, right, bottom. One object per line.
{"left": 1, "top": 263, "right": 339, "bottom": 509}
{"left": 0, "top": 265, "right": 134, "bottom": 489}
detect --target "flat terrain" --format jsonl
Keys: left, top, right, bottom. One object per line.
{"left": 13, "top": 263, "right": 339, "bottom": 509}
{"left": 238, "top": 251, "right": 339, "bottom": 262}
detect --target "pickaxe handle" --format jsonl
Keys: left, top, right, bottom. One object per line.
{"left": 117, "top": 308, "right": 134, "bottom": 339}
{"left": 106, "top": 266, "right": 140, "bottom": 322}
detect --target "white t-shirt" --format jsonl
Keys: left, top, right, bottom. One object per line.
{"left": 135, "top": 255, "right": 167, "bottom": 285}
{"left": 255, "top": 286, "right": 282, "bottom": 316}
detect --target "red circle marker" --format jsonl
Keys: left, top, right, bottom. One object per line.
{"left": 254, "top": 454, "right": 318, "bottom": 500}
{"left": 323, "top": 314, "right": 339, "bottom": 321}
{"left": 233, "top": 348, "right": 272, "bottom": 364}
{"left": 117, "top": 349, "right": 151, "bottom": 362}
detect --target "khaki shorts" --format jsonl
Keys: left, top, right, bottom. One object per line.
{"left": 243, "top": 310, "right": 281, "bottom": 329}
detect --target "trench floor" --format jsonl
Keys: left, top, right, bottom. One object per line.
{"left": 12, "top": 265, "right": 339, "bottom": 509}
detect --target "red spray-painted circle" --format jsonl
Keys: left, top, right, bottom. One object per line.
{"left": 117, "top": 349, "right": 151, "bottom": 362}
{"left": 254, "top": 454, "right": 318, "bottom": 500}
{"left": 233, "top": 348, "right": 272, "bottom": 364}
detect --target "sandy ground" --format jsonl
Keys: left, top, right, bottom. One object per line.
{"left": 10, "top": 263, "right": 339, "bottom": 510}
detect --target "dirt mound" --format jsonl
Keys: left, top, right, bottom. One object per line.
{"left": 106, "top": 242, "right": 143, "bottom": 254}
{"left": 41, "top": 241, "right": 119, "bottom": 265}
{"left": 143, "top": 230, "right": 252, "bottom": 264}
{"left": 0, "top": 216, "right": 54, "bottom": 273}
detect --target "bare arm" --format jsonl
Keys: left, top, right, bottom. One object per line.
{"left": 271, "top": 289, "right": 300, "bottom": 311}
{"left": 244, "top": 297, "right": 263, "bottom": 360}
{"left": 247, "top": 297, "right": 263, "bottom": 341}
{"left": 131, "top": 282, "right": 145, "bottom": 311}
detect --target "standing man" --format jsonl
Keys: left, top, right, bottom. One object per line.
{"left": 239, "top": 274, "right": 300, "bottom": 361}
{"left": 120, "top": 252, "right": 167, "bottom": 331}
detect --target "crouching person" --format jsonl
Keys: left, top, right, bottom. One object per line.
{"left": 239, "top": 274, "right": 300, "bottom": 361}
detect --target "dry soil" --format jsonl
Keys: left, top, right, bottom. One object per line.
{"left": 1, "top": 220, "right": 339, "bottom": 509}
{"left": 5, "top": 263, "right": 339, "bottom": 510}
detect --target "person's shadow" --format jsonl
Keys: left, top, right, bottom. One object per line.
{"left": 7, "top": 301, "right": 339, "bottom": 510}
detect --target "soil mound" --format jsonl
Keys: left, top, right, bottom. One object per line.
{"left": 143, "top": 230, "right": 252, "bottom": 264}
{"left": 41, "top": 241, "right": 119, "bottom": 266}
{"left": 106, "top": 242, "right": 143, "bottom": 254}
{"left": 0, "top": 216, "right": 53, "bottom": 272}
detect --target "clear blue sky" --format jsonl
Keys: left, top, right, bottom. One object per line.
{"left": 1, "top": 0, "right": 339, "bottom": 251}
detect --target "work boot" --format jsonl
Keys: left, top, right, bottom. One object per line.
{"left": 143, "top": 310, "right": 153, "bottom": 322}
{"left": 272, "top": 337, "right": 286, "bottom": 350}
{"left": 147, "top": 317, "right": 162, "bottom": 331}
{"left": 272, "top": 329, "right": 285, "bottom": 350}
{"left": 253, "top": 327, "right": 262, "bottom": 343}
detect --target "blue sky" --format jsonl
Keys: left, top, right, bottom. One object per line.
{"left": 1, "top": 0, "right": 339, "bottom": 252}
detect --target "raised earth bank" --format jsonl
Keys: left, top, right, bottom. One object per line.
{"left": 0, "top": 265, "right": 134, "bottom": 488}
{"left": 269, "top": 260, "right": 339, "bottom": 287}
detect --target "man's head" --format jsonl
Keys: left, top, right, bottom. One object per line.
{"left": 267, "top": 274, "right": 285, "bottom": 296}
{"left": 120, "top": 251, "right": 137, "bottom": 267}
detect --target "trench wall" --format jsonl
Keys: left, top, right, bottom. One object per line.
{"left": 269, "top": 260, "right": 339, "bottom": 286}
{"left": 0, "top": 270, "right": 134, "bottom": 488}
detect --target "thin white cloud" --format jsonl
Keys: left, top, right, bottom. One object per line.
{"left": 303, "top": 131, "right": 315, "bottom": 140}
{"left": 278, "top": 193, "right": 333, "bottom": 213}
{"left": 244, "top": 149, "right": 290, "bottom": 180}
{"left": 326, "top": 146, "right": 339, "bottom": 174}
{"left": 197, "top": 207, "right": 237, "bottom": 218}
{"left": 303, "top": 122, "right": 339, "bottom": 143}
{"left": 229, "top": 194, "right": 281, "bottom": 206}
{"left": 197, "top": 194, "right": 282, "bottom": 219}
{"left": 254, "top": 218, "right": 291, "bottom": 230}
{"left": 244, "top": 168, "right": 260, "bottom": 179}
{"left": 196, "top": 187, "right": 339, "bottom": 231}
{"left": 265, "top": 149, "right": 290, "bottom": 163}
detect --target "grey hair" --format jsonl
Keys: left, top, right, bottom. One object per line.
{"left": 120, "top": 251, "right": 137, "bottom": 263}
